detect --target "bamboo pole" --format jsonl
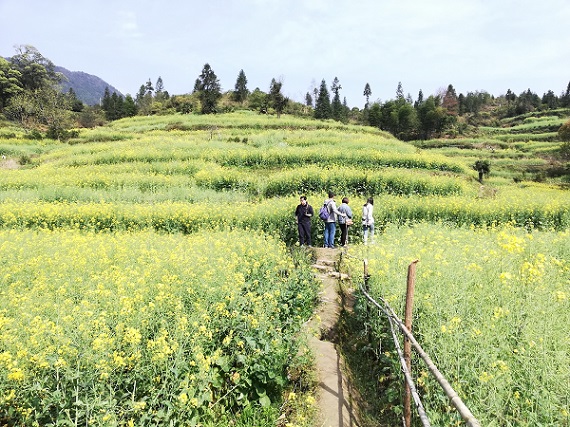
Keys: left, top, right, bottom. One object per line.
{"left": 387, "top": 314, "right": 431, "bottom": 427}
{"left": 404, "top": 260, "right": 419, "bottom": 427}
{"left": 358, "top": 284, "right": 482, "bottom": 427}
{"left": 384, "top": 304, "right": 481, "bottom": 427}
{"left": 364, "top": 259, "right": 371, "bottom": 342}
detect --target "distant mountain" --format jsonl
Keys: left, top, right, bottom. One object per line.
{"left": 55, "top": 66, "right": 123, "bottom": 106}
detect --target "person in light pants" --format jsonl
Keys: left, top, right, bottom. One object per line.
{"left": 362, "top": 197, "right": 374, "bottom": 244}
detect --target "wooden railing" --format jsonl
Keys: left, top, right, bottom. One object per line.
{"left": 346, "top": 255, "right": 481, "bottom": 427}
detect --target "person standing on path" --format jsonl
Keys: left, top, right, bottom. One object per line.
{"left": 323, "top": 191, "right": 346, "bottom": 248}
{"left": 295, "top": 195, "right": 314, "bottom": 246}
{"left": 362, "top": 197, "right": 375, "bottom": 244}
{"left": 337, "top": 197, "right": 353, "bottom": 247}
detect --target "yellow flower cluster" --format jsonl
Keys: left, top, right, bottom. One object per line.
{"left": 346, "top": 223, "right": 570, "bottom": 426}
{"left": 0, "top": 227, "right": 318, "bottom": 424}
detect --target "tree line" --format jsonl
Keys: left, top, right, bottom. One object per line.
{"left": 1, "top": 45, "right": 569, "bottom": 142}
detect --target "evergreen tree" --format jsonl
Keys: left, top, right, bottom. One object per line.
{"left": 331, "top": 77, "right": 343, "bottom": 121}
{"left": 155, "top": 77, "right": 164, "bottom": 95}
{"left": 102, "top": 89, "right": 124, "bottom": 121}
{"left": 342, "top": 97, "right": 349, "bottom": 123}
{"left": 67, "top": 88, "right": 83, "bottom": 112}
{"left": 233, "top": 69, "right": 249, "bottom": 103}
{"left": 304, "top": 92, "right": 313, "bottom": 107}
{"left": 461, "top": 91, "right": 491, "bottom": 114}
{"left": 136, "top": 85, "right": 146, "bottom": 106}
{"left": 505, "top": 89, "right": 516, "bottom": 103}
{"left": 102, "top": 87, "right": 112, "bottom": 113}
{"left": 542, "top": 90, "right": 558, "bottom": 109}
{"left": 195, "top": 63, "right": 222, "bottom": 114}
{"left": 269, "top": 78, "right": 288, "bottom": 118}
{"left": 458, "top": 93, "right": 465, "bottom": 115}
{"left": 135, "top": 80, "right": 154, "bottom": 115}
{"left": 123, "top": 94, "right": 138, "bottom": 117}
{"left": 144, "top": 79, "right": 154, "bottom": 96}
{"left": 314, "top": 79, "right": 332, "bottom": 120}
{"left": 109, "top": 92, "right": 124, "bottom": 120}
{"left": 416, "top": 96, "right": 446, "bottom": 139}
{"left": 378, "top": 99, "right": 417, "bottom": 140}
{"left": 515, "top": 89, "right": 540, "bottom": 115}
{"left": 363, "top": 83, "right": 372, "bottom": 109}
{"left": 414, "top": 89, "right": 424, "bottom": 109}
{"left": 368, "top": 102, "right": 382, "bottom": 127}
{"left": 155, "top": 76, "right": 169, "bottom": 101}
{"left": 396, "top": 81, "right": 404, "bottom": 101}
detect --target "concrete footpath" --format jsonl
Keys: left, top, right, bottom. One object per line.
{"left": 307, "top": 247, "right": 361, "bottom": 427}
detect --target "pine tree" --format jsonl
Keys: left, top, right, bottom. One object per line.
{"left": 314, "top": 79, "right": 332, "bottom": 120}
{"left": 269, "top": 78, "right": 288, "bottom": 118}
{"left": 144, "top": 79, "right": 154, "bottom": 96}
{"left": 66, "top": 88, "right": 83, "bottom": 112}
{"left": 155, "top": 77, "right": 164, "bottom": 95}
{"left": 331, "top": 77, "right": 343, "bottom": 121}
{"left": 109, "top": 92, "right": 124, "bottom": 120}
{"left": 396, "top": 82, "right": 405, "bottom": 101}
{"left": 305, "top": 92, "right": 313, "bottom": 107}
{"left": 195, "top": 63, "right": 222, "bottom": 114}
{"left": 155, "top": 76, "right": 168, "bottom": 101}
{"left": 101, "top": 87, "right": 112, "bottom": 113}
{"left": 136, "top": 85, "right": 146, "bottom": 106}
{"left": 233, "top": 69, "right": 249, "bottom": 103}
{"left": 363, "top": 83, "right": 372, "bottom": 109}
{"left": 505, "top": 89, "right": 516, "bottom": 104}
{"left": 123, "top": 95, "right": 138, "bottom": 117}
{"left": 342, "top": 97, "right": 349, "bottom": 123}
{"left": 414, "top": 89, "right": 424, "bottom": 109}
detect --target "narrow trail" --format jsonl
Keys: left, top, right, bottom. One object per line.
{"left": 307, "top": 247, "right": 362, "bottom": 427}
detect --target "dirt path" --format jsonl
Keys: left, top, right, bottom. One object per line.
{"left": 307, "top": 247, "right": 361, "bottom": 427}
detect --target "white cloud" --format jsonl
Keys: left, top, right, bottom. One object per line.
{"left": 115, "top": 10, "right": 143, "bottom": 39}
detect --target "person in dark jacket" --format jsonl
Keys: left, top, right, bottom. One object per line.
{"left": 295, "top": 195, "right": 314, "bottom": 246}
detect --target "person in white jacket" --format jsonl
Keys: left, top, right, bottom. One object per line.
{"left": 362, "top": 197, "right": 374, "bottom": 244}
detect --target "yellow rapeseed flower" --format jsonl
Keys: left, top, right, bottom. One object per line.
{"left": 7, "top": 368, "right": 24, "bottom": 382}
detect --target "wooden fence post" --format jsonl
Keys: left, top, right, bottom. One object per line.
{"left": 404, "top": 260, "right": 419, "bottom": 427}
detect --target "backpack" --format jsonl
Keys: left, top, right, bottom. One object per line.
{"left": 319, "top": 202, "right": 331, "bottom": 221}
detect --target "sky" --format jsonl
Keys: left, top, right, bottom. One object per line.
{"left": 1, "top": 0, "right": 569, "bottom": 108}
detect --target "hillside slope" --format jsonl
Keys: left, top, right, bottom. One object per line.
{"left": 55, "top": 65, "right": 123, "bottom": 105}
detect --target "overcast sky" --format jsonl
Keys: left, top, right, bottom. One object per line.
{"left": 1, "top": 0, "right": 569, "bottom": 108}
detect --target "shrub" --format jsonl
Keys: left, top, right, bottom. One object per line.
{"left": 558, "top": 119, "right": 570, "bottom": 142}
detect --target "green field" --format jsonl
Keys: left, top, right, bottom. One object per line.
{"left": 1, "top": 111, "right": 569, "bottom": 426}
